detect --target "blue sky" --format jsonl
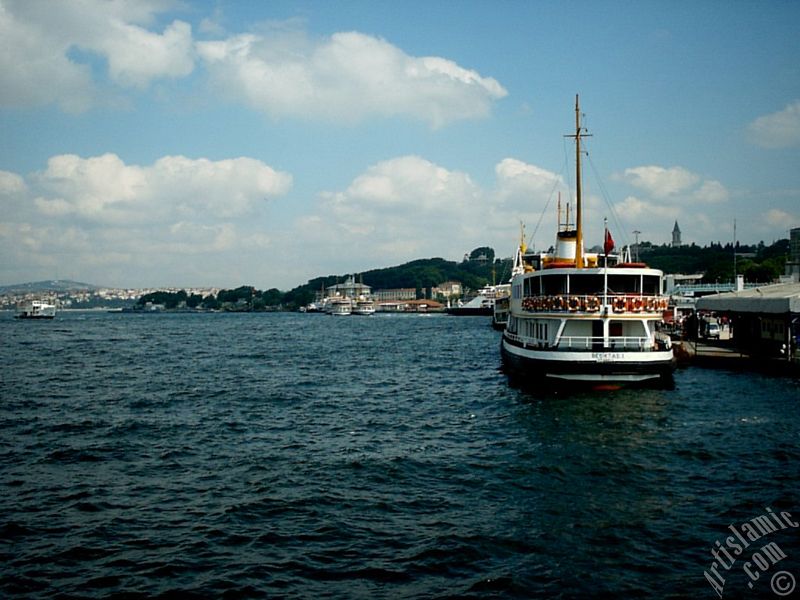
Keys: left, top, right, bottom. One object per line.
{"left": 1, "top": 0, "right": 799, "bottom": 289}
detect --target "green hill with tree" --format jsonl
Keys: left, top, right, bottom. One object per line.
{"left": 134, "top": 238, "right": 790, "bottom": 311}
{"left": 638, "top": 239, "right": 789, "bottom": 283}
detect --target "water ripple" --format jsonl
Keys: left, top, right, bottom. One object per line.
{"left": 1, "top": 312, "right": 798, "bottom": 598}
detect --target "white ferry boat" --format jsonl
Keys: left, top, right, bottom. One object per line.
{"left": 500, "top": 97, "right": 675, "bottom": 387}
{"left": 352, "top": 297, "right": 376, "bottom": 315}
{"left": 15, "top": 300, "right": 57, "bottom": 319}
{"left": 328, "top": 297, "right": 352, "bottom": 316}
{"left": 309, "top": 275, "right": 375, "bottom": 316}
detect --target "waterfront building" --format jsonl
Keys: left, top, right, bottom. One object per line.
{"left": 696, "top": 282, "right": 800, "bottom": 358}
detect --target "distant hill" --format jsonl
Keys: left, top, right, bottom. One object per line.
{"left": 281, "top": 251, "right": 513, "bottom": 308}
{"left": 0, "top": 280, "right": 100, "bottom": 294}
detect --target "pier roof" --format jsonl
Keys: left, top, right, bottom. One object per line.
{"left": 696, "top": 283, "right": 800, "bottom": 314}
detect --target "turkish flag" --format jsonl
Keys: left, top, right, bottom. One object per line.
{"left": 604, "top": 228, "right": 615, "bottom": 256}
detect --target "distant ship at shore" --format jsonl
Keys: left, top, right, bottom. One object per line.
{"left": 303, "top": 275, "right": 376, "bottom": 316}
{"left": 15, "top": 300, "right": 56, "bottom": 319}
{"left": 445, "top": 283, "right": 509, "bottom": 317}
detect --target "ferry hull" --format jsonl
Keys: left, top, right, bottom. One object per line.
{"left": 501, "top": 336, "right": 675, "bottom": 387}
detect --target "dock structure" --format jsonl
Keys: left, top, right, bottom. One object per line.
{"left": 694, "top": 282, "right": 800, "bottom": 371}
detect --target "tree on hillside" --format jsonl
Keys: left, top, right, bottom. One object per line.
{"left": 186, "top": 293, "right": 203, "bottom": 308}
{"left": 260, "top": 288, "right": 283, "bottom": 306}
{"left": 468, "top": 247, "right": 495, "bottom": 262}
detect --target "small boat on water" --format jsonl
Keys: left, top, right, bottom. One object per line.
{"left": 15, "top": 300, "right": 56, "bottom": 319}
{"left": 500, "top": 96, "right": 675, "bottom": 387}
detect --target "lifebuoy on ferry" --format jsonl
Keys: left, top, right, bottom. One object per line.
{"left": 586, "top": 296, "right": 600, "bottom": 312}
{"left": 631, "top": 297, "right": 643, "bottom": 312}
{"left": 613, "top": 297, "right": 626, "bottom": 313}
{"left": 555, "top": 296, "right": 565, "bottom": 311}
{"left": 567, "top": 296, "right": 580, "bottom": 311}
{"left": 644, "top": 298, "right": 655, "bottom": 312}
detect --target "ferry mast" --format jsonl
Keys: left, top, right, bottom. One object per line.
{"left": 567, "top": 94, "right": 590, "bottom": 270}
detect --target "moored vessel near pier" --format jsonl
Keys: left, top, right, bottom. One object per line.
{"left": 328, "top": 297, "right": 352, "bottom": 316}
{"left": 15, "top": 300, "right": 57, "bottom": 319}
{"left": 352, "top": 297, "right": 376, "bottom": 315}
{"left": 500, "top": 96, "right": 675, "bottom": 387}
{"left": 446, "top": 283, "right": 508, "bottom": 316}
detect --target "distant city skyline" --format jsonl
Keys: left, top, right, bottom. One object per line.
{"left": 2, "top": 0, "right": 799, "bottom": 289}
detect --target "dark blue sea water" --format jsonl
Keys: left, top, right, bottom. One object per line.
{"left": 1, "top": 311, "right": 798, "bottom": 599}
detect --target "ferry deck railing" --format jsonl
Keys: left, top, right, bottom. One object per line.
{"left": 504, "top": 331, "right": 656, "bottom": 352}
{"left": 558, "top": 336, "right": 652, "bottom": 351}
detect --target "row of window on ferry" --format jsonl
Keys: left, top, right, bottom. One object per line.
{"left": 519, "top": 273, "right": 662, "bottom": 296}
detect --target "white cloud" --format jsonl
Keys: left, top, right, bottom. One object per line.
{"left": 609, "top": 165, "right": 736, "bottom": 245}
{"left": 96, "top": 19, "right": 194, "bottom": 88}
{"left": 747, "top": 101, "right": 800, "bottom": 149}
{"left": 613, "top": 195, "right": 680, "bottom": 221}
{"left": 619, "top": 165, "right": 699, "bottom": 198}
{"left": 1, "top": 3, "right": 505, "bottom": 125}
{"left": 286, "top": 156, "right": 499, "bottom": 273}
{"left": 0, "top": 2, "right": 94, "bottom": 112}
{"left": 605, "top": 163, "right": 735, "bottom": 244}
{"left": 197, "top": 30, "right": 507, "bottom": 126}
{"left": 0, "top": 170, "right": 27, "bottom": 195}
{"left": 329, "top": 155, "right": 477, "bottom": 209}
{"left": 320, "top": 155, "right": 480, "bottom": 242}
{"left": 493, "top": 158, "right": 562, "bottom": 208}
{"left": 0, "top": 0, "right": 194, "bottom": 110}
{"left": 690, "top": 179, "right": 728, "bottom": 204}
{"left": 293, "top": 156, "right": 574, "bottom": 276}
{"left": 167, "top": 221, "right": 237, "bottom": 253}
{"left": 30, "top": 153, "right": 291, "bottom": 224}
{"left": 148, "top": 155, "right": 293, "bottom": 218}
{"left": 0, "top": 153, "right": 292, "bottom": 286}
{"left": 33, "top": 154, "right": 147, "bottom": 221}
{"left": 763, "top": 208, "right": 796, "bottom": 228}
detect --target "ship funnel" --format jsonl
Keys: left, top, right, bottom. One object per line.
{"left": 554, "top": 230, "right": 578, "bottom": 261}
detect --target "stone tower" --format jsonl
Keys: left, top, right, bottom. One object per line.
{"left": 672, "top": 221, "right": 682, "bottom": 248}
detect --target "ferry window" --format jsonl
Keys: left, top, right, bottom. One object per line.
{"left": 542, "top": 275, "right": 567, "bottom": 295}
{"left": 642, "top": 275, "right": 660, "bottom": 294}
{"left": 569, "top": 274, "right": 603, "bottom": 294}
{"left": 608, "top": 274, "right": 639, "bottom": 294}
{"left": 524, "top": 278, "right": 533, "bottom": 297}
